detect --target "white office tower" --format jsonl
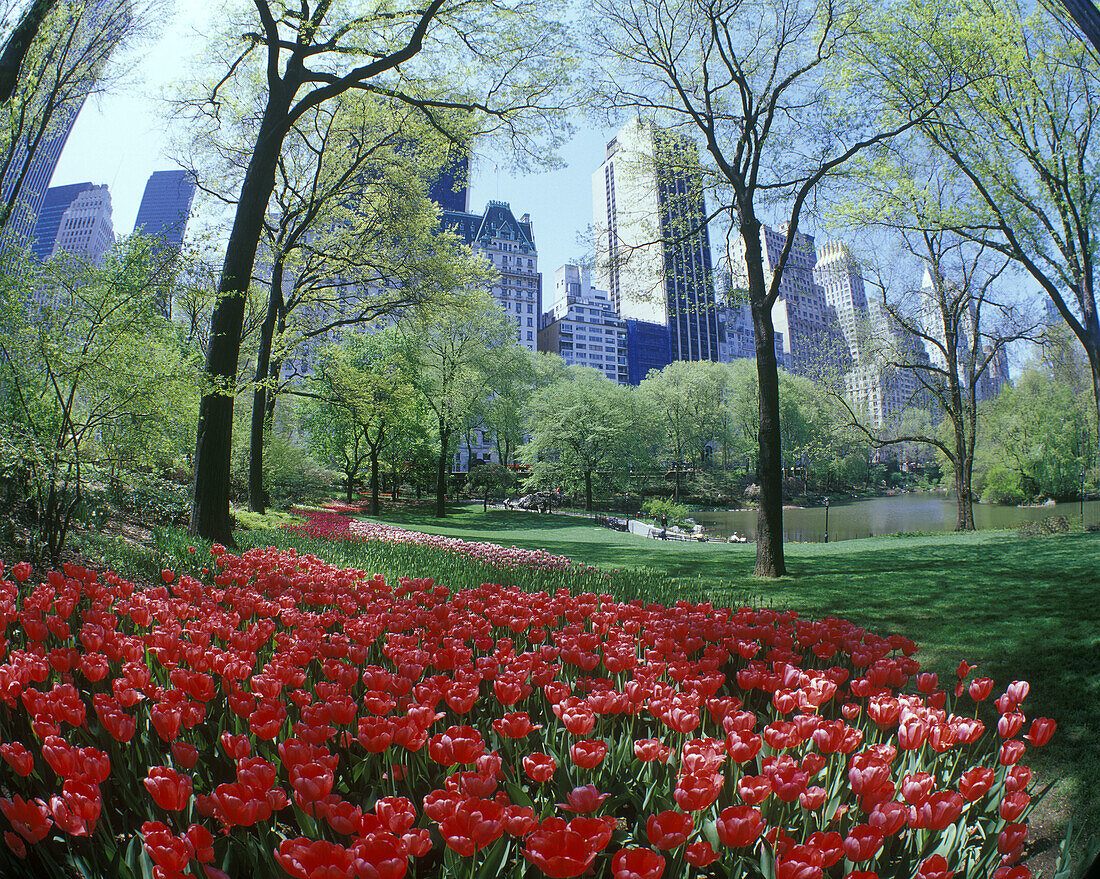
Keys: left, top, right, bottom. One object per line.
{"left": 538, "top": 264, "right": 629, "bottom": 384}
{"left": 50, "top": 184, "right": 114, "bottom": 265}
{"left": 592, "top": 117, "right": 720, "bottom": 372}
{"left": 813, "top": 242, "right": 926, "bottom": 429}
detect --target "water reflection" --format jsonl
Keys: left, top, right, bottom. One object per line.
{"left": 692, "top": 494, "right": 1100, "bottom": 543}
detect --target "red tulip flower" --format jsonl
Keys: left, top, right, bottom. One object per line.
{"left": 0, "top": 796, "right": 51, "bottom": 844}
{"left": 570, "top": 739, "right": 608, "bottom": 769}
{"left": 957, "top": 767, "right": 995, "bottom": 802}
{"left": 275, "top": 837, "right": 354, "bottom": 879}
{"left": 716, "top": 805, "right": 765, "bottom": 848}
{"left": 144, "top": 766, "right": 192, "bottom": 811}
{"left": 673, "top": 772, "right": 724, "bottom": 812}
{"left": 1024, "top": 717, "right": 1056, "bottom": 747}
{"left": 523, "top": 753, "right": 556, "bottom": 783}
{"left": 843, "top": 825, "right": 884, "bottom": 862}
{"left": 646, "top": 810, "right": 693, "bottom": 850}
{"left": 612, "top": 847, "right": 665, "bottom": 879}
{"left": 685, "top": 840, "right": 720, "bottom": 867}
{"left": 558, "top": 784, "right": 608, "bottom": 814}
{"left": 523, "top": 822, "right": 598, "bottom": 878}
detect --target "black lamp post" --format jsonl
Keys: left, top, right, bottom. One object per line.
{"left": 824, "top": 496, "right": 830, "bottom": 544}
{"left": 1081, "top": 470, "right": 1087, "bottom": 524}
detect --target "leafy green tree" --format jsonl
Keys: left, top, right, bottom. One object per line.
{"left": 521, "top": 366, "right": 650, "bottom": 511}
{"left": 639, "top": 360, "right": 729, "bottom": 500}
{"left": 184, "top": 0, "right": 575, "bottom": 543}
{"left": 0, "top": 0, "right": 145, "bottom": 242}
{"left": 0, "top": 239, "right": 191, "bottom": 563}
{"left": 478, "top": 345, "right": 537, "bottom": 469}
{"left": 978, "top": 367, "right": 1095, "bottom": 503}
{"left": 302, "top": 331, "right": 416, "bottom": 510}
{"left": 401, "top": 286, "right": 513, "bottom": 517}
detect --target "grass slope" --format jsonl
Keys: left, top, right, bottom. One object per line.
{"left": 352, "top": 504, "right": 1099, "bottom": 851}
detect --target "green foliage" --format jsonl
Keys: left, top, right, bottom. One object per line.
{"left": 0, "top": 238, "right": 199, "bottom": 562}
{"left": 640, "top": 497, "right": 691, "bottom": 528}
{"left": 977, "top": 367, "right": 1095, "bottom": 503}
{"left": 520, "top": 365, "right": 651, "bottom": 509}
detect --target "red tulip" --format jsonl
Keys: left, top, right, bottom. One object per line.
{"left": 558, "top": 784, "right": 608, "bottom": 814}
{"left": 144, "top": 766, "right": 192, "bottom": 811}
{"left": 570, "top": 739, "right": 608, "bottom": 769}
{"left": 1024, "top": 717, "right": 1056, "bottom": 747}
{"left": 612, "top": 847, "right": 665, "bottom": 879}
{"left": 523, "top": 753, "right": 556, "bottom": 782}
{"left": 0, "top": 796, "right": 51, "bottom": 844}
{"left": 843, "top": 825, "right": 884, "bottom": 862}
{"left": 957, "top": 766, "right": 995, "bottom": 801}
{"left": 523, "top": 823, "right": 598, "bottom": 878}
{"left": 685, "top": 840, "right": 720, "bottom": 867}
{"left": 646, "top": 810, "right": 693, "bottom": 850}
{"left": 716, "top": 805, "right": 765, "bottom": 848}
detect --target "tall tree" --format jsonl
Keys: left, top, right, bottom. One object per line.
{"left": 586, "top": 0, "right": 969, "bottom": 575}
{"left": 521, "top": 366, "right": 651, "bottom": 511}
{"left": 401, "top": 285, "right": 512, "bottom": 517}
{"left": 184, "top": 0, "right": 574, "bottom": 543}
{"left": 639, "top": 360, "right": 729, "bottom": 499}
{"left": 302, "top": 331, "right": 415, "bottom": 510}
{"left": 863, "top": 0, "right": 1100, "bottom": 463}
{"left": 0, "top": 0, "right": 146, "bottom": 242}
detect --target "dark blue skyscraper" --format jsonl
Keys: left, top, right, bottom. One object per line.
{"left": 133, "top": 170, "right": 196, "bottom": 251}
{"left": 30, "top": 182, "right": 93, "bottom": 260}
{"left": 428, "top": 154, "right": 469, "bottom": 213}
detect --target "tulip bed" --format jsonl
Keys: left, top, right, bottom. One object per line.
{"left": 0, "top": 542, "right": 1055, "bottom": 879}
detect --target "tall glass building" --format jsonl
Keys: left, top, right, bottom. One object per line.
{"left": 30, "top": 182, "right": 93, "bottom": 260}
{"left": 132, "top": 170, "right": 196, "bottom": 251}
{"left": 592, "top": 117, "right": 720, "bottom": 374}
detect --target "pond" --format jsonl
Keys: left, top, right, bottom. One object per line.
{"left": 690, "top": 493, "right": 1100, "bottom": 543}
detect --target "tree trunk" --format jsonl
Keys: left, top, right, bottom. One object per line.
{"left": 248, "top": 260, "right": 285, "bottom": 514}
{"left": 744, "top": 219, "right": 787, "bottom": 577}
{"left": 0, "top": 0, "right": 60, "bottom": 104}
{"left": 436, "top": 426, "right": 451, "bottom": 517}
{"left": 369, "top": 444, "right": 380, "bottom": 516}
{"left": 190, "top": 78, "right": 297, "bottom": 545}
{"left": 584, "top": 468, "right": 593, "bottom": 511}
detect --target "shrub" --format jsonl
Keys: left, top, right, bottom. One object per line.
{"left": 0, "top": 543, "right": 1055, "bottom": 879}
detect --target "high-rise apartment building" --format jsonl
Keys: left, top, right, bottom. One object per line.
{"left": 538, "top": 264, "right": 629, "bottom": 384}
{"left": 813, "top": 242, "right": 926, "bottom": 429}
{"left": 440, "top": 200, "right": 542, "bottom": 353}
{"left": 50, "top": 184, "right": 114, "bottom": 265}
{"left": 30, "top": 182, "right": 94, "bottom": 260}
{"left": 133, "top": 170, "right": 196, "bottom": 252}
{"left": 0, "top": 0, "right": 131, "bottom": 257}
{"left": 592, "top": 118, "right": 720, "bottom": 368}
{"left": 740, "top": 223, "right": 849, "bottom": 378}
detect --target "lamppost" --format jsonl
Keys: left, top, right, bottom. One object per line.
{"left": 1081, "top": 470, "right": 1086, "bottom": 524}
{"left": 824, "top": 497, "right": 830, "bottom": 544}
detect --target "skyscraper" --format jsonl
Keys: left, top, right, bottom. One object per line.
{"left": 814, "top": 242, "right": 926, "bottom": 429}
{"left": 742, "top": 223, "right": 850, "bottom": 378}
{"left": 592, "top": 118, "right": 720, "bottom": 372}
{"left": 30, "top": 182, "right": 94, "bottom": 260}
{"left": 133, "top": 170, "right": 196, "bottom": 252}
{"left": 50, "top": 184, "right": 114, "bottom": 265}
{"left": 0, "top": 0, "right": 132, "bottom": 257}
{"left": 538, "top": 264, "right": 629, "bottom": 384}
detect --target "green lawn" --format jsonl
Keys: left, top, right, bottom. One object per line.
{"left": 350, "top": 503, "right": 1099, "bottom": 852}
